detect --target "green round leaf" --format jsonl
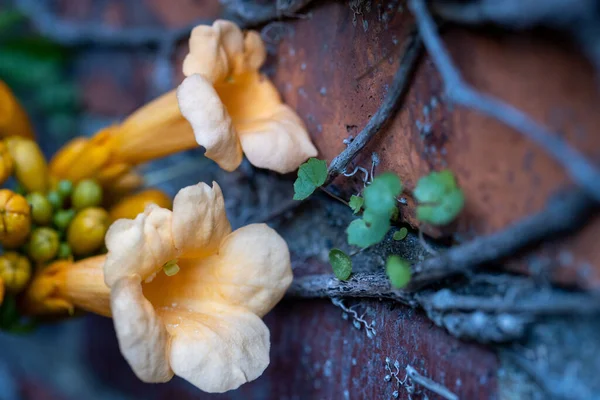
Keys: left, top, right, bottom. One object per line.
{"left": 414, "top": 170, "right": 457, "bottom": 203}
{"left": 363, "top": 172, "right": 402, "bottom": 217}
{"left": 386, "top": 255, "right": 411, "bottom": 288}
{"left": 293, "top": 158, "right": 328, "bottom": 200}
{"left": 329, "top": 249, "right": 352, "bottom": 280}
{"left": 414, "top": 170, "right": 465, "bottom": 225}
{"left": 349, "top": 195, "right": 364, "bottom": 214}
{"left": 393, "top": 227, "right": 408, "bottom": 241}
{"left": 347, "top": 215, "right": 390, "bottom": 248}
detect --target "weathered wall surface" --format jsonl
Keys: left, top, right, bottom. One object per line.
{"left": 1, "top": 0, "right": 599, "bottom": 399}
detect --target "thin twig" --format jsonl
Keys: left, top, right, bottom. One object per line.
{"left": 319, "top": 187, "right": 349, "bottom": 206}
{"left": 325, "top": 30, "right": 423, "bottom": 185}
{"left": 405, "top": 365, "right": 459, "bottom": 400}
{"left": 407, "top": 189, "right": 596, "bottom": 291}
{"left": 408, "top": 0, "right": 600, "bottom": 202}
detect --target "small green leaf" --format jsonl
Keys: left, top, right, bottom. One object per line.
{"left": 347, "top": 215, "right": 390, "bottom": 248}
{"left": 386, "top": 255, "right": 411, "bottom": 288}
{"left": 363, "top": 172, "right": 402, "bottom": 217}
{"left": 393, "top": 227, "right": 408, "bottom": 241}
{"left": 293, "top": 158, "right": 328, "bottom": 200}
{"left": 349, "top": 195, "right": 364, "bottom": 214}
{"left": 329, "top": 249, "right": 352, "bottom": 280}
{"left": 414, "top": 170, "right": 465, "bottom": 225}
{"left": 417, "top": 189, "right": 465, "bottom": 225}
{"left": 414, "top": 170, "right": 456, "bottom": 203}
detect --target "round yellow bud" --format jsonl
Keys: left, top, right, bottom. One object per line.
{"left": 0, "top": 189, "right": 31, "bottom": 248}
{"left": 67, "top": 207, "right": 110, "bottom": 256}
{"left": 0, "top": 252, "right": 32, "bottom": 292}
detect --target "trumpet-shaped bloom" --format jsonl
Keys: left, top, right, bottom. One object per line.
{"left": 49, "top": 90, "right": 196, "bottom": 186}
{"left": 104, "top": 181, "right": 292, "bottom": 392}
{"left": 177, "top": 20, "right": 317, "bottom": 173}
{"left": 22, "top": 255, "right": 111, "bottom": 317}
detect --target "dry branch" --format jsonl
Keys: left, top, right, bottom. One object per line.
{"left": 408, "top": 0, "right": 600, "bottom": 202}
{"left": 325, "top": 30, "right": 423, "bottom": 185}
{"left": 407, "top": 189, "right": 596, "bottom": 290}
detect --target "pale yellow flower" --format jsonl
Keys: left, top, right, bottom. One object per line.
{"left": 177, "top": 20, "right": 317, "bottom": 173}
{"left": 103, "top": 181, "right": 292, "bottom": 392}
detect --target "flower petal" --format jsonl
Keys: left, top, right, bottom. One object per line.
{"left": 111, "top": 275, "right": 174, "bottom": 383}
{"left": 143, "top": 224, "right": 291, "bottom": 318}
{"left": 104, "top": 204, "right": 175, "bottom": 287}
{"left": 238, "top": 105, "right": 318, "bottom": 174}
{"left": 242, "top": 31, "right": 266, "bottom": 73}
{"left": 172, "top": 182, "right": 231, "bottom": 258}
{"left": 207, "top": 224, "right": 292, "bottom": 316}
{"left": 177, "top": 74, "right": 243, "bottom": 171}
{"left": 162, "top": 303, "right": 269, "bottom": 393}
{"left": 215, "top": 71, "right": 283, "bottom": 123}
{"left": 183, "top": 20, "right": 265, "bottom": 83}
{"left": 183, "top": 20, "right": 242, "bottom": 82}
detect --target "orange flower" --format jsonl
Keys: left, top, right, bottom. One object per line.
{"left": 178, "top": 20, "right": 317, "bottom": 173}
{"left": 23, "top": 181, "right": 292, "bottom": 393}
{"left": 49, "top": 91, "right": 196, "bottom": 186}
{"left": 0, "top": 80, "right": 34, "bottom": 139}
{"left": 22, "top": 255, "right": 110, "bottom": 317}
{"left": 104, "top": 181, "right": 292, "bottom": 392}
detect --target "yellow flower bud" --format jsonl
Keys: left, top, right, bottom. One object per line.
{"left": 49, "top": 129, "right": 114, "bottom": 182}
{"left": 67, "top": 207, "right": 110, "bottom": 256}
{"left": 48, "top": 137, "right": 88, "bottom": 178}
{"left": 5, "top": 137, "right": 49, "bottom": 192}
{"left": 0, "top": 252, "right": 31, "bottom": 293}
{"left": 22, "top": 255, "right": 110, "bottom": 317}
{"left": 28, "top": 227, "right": 60, "bottom": 263}
{"left": 109, "top": 189, "right": 172, "bottom": 221}
{"left": 0, "top": 80, "right": 34, "bottom": 139}
{"left": 0, "top": 140, "right": 14, "bottom": 185}
{"left": 0, "top": 189, "right": 31, "bottom": 248}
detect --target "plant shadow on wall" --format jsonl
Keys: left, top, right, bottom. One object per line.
{"left": 0, "top": 0, "right": 600, "bottom": 399}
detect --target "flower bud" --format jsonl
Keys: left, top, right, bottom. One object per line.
{"left": 5, "top": 137, "right": 49, "bottom": 192}
{"left": 0, "top": 252, "right": 31, "bottom": 292}
{"left": 67, "top": 207, "right": 109, "bottom": 256}
{"left": 28, "top": 227, "right": 60, "bottom": 263}
{"left": 0, "top": 189, "right": 31, "bottom": 248}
